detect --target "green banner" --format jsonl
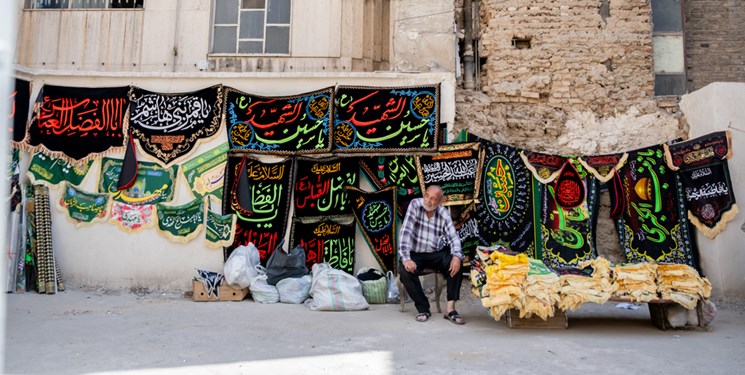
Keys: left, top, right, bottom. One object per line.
{"left": 57, "top": 183, "right": 110, "bottom": 226}
{"left": 180, "top": 142, "right": 228, "bottom": 202}
{"left": 205, "top": 210, "right": 237, "bottom": 248}
{"left": 27, "top": 153, "right": 92, "bottom": 188}
{"left": 156, "top": 198, "right": 205, "bottom": 243}
{"left": 99, "top": 157, "right": 178, "bottom": 205}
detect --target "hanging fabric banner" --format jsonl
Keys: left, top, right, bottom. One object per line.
{"left": 578, "top": 152, "right": 628, "bottom": 183}
{"left": 156, "top": 197, "right": 205, "bottom": 243}
{"left": 416, "top": 142, "right": 484, "bottom": 206}
{"left": 180, "top": 142, "right": 229, "bottom": 203}
{"left": 520, "top": 150, "right": 567, "bottom": 184}
{"left": 98, "top": 157, "right": 178, "bottom": 205}
{"left": 224, "top": 86, "right": 334, "bottom": 155}
{"left": 223, "top": 156, "right": 293, "bottom": 263}
{"left": 664, "top": 131, "right": 738, "bottom": 238}
{"left": 205, "top": 210, "right": 237, "bottom": 249}
{"left": 10, "top": 78, "right": 31, "bottom": 146}
{"left": 290, "top": 217, "right": 356, "bottom": 273}
{"left": 359, "top": 155, "right": 420, "bottom": 218}
{"left": 128, "top": 85, "right": 223, "bottom": 166}
{"left": 453, "top": 203, "right": 484, "bottom": 262}
{"left": 57, "top": 183, "right": 110, "bottom": 227}
{"left": 476, "top": 141, "right": 540, "bottom": 257}
{"left": 294, "top": 156, "right": 358, "bottom": 220}
{"left": 345, "top": 186, "right": 397, "bottom": 274}
{"left": 615, "top": 144, "right": 698, "bottom": 268}
{"left": 25, "top": 85, "right": 129, "bottom": 163}
{"left": 333, "top": 85, "right": 440, "bottom": 153}
{"left": 539, "top": 159, "right": 600, "bottom": 269}
{"left": 109, "top": 201, "right": 156, "bottom": 233}
{"left": 26, "top": 152, "right": 93, "bottom": 188}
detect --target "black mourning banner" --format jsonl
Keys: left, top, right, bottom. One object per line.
{"left": 416, "top": 142, "right": 484, "bottom": 206}
{"left": 129, "top": 85, "right": 223, "bottom": 166}
{"left": 333, "top": 85, "right": 440, "bottom": 153}
{"left": 11, "top": 79, "right": 31, "bottom": 145}
{"left": 294, "top": 156, "right": 358, "bottom": 220}
{"left": 27, "top": 85, "right": 130, "bottom": 162}
{"left": 290, "top": 217, "right": 356, "bottom": 274}
{"left": 664, "top": 131, "right": 738, "bottom": 239}
{"left": 223, "top": 155, "right": 294, "bottom": 264}
{"left": 521, "top": 150, "right": 567, "bottom": 184}
{"left": 359, "top": 155, "right": 420, "bottom": 218}
{"left": 224, "top": 86, "right": 334, "bottom": 155}
{"left": 476, "top": 141, "right": 540, "bottom": 257}
{"left": 345, "top": 186, "right": 397, "bottom": 274}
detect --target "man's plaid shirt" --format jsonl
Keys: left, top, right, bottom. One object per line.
{"left": 398, "top": 197, "right": 462, "bottom": 262}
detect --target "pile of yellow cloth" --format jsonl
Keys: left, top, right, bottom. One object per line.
{"left": 514, "top": 258, "right": 561, "bottom": 320}
{"left": 611, "top": 262, "right": 659, "bottom": 302}
{"left": 558, "top": 257, "right": 615, "bottom": 311}
{"left": 481, "top": 252, "right": 530, "bottom": 320}
{"left": 656, "top": 263, "right": 712, "bottom": 309}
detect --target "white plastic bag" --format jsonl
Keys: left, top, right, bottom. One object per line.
{"left": 277, "top": 275, "right": 312, "bottom": 304}
{"left": 386, "top": 270, "right": 400, "bottom": 304}
{"left": 306, "top": 263, "right": 369, "bottom": 311}
{"left": 250, "top": 274, "right": 280, "bottom": 304}
{"left": 224, "top": 243, "right": 261, "bottom": 289}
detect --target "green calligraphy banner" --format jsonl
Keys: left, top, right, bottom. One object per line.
{"left": 359, "top": 155, "right": 420, "bottom": 218}
{"left": 205, "top": 210, "right": 237, "bottom": 249}
{"left": 27, "top": 152, "right": 92, "bottom": 188}
{"left": 345, "top": 185, "right": 397, "bottom": 274}
{"left": 156, "top": 197, "right": 205, "bottom": 243}
{"left": 98, "top": 157, "right": 178, "bottom": 205}
{"left": 56, "top": 183, "right": 110, "bottom": 227}
{"left": 180, "top": 142, "right": 228, "bottom": 203}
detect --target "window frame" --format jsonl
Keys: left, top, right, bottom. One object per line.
{"left": 651, "top": 0, "right": 687, "bottom": 97}
{"left": 210, "top": 0, "right": 292, "bottom": 56}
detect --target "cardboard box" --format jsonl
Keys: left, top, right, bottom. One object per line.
{"left": 192, "top": 280, "right": 249, "bottom": 302}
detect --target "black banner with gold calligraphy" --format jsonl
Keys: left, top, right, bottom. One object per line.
{"left": 290, "top": 218, "right": 356, "bottom": 273}
{"left": 615, "top": 144, "right": 698, "bottom": 268}
{"left": 539, "top": 159, "right": 600, "bottom": 268}
{"left": 476, "top": 142, "right": 540, "bottom": 256}
{"left": 345, "top": 186, "right": 397, "bottom": 273}
{"left": 11, "top": 79, "right": 31, "bottom": 145}
{"left": 333, "top": 85, "right": 440, "bottom": 153}
{"left": 223, "top": 156, "right": 293, "bottom": 263}
{"left": 129, "top": 85, "right": 223, "bottom": 166}
{"left": 224, "top": 86, "right": 334, "bottom": 155}
{"left": 359, "top": 155, "right": 420, "bottom": 218}
{"left": 27, "top": 85, "right": 129, "bottom": 162}
{"left": 416, "top": 142, "right": 484, "bottom": 206}
{"left": 664, "top": 131, "right": 738, "bottom": 238}
{"left": 294, "top": 156, "right": 358, "bottom": 219}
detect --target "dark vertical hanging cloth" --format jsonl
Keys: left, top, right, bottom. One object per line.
{"left": 223, "top": 155, "right": 294, "bottom": 264}
{"left": 11, "top": 78, "right": 31, "bottom": 145}
{"left": 476, "top": 141, "right": 541, "bottom": 257}
{"left": 345, "top": 186, "right": 398, "bottom": 274}
{"left": 615, "top": 144, "right": 698, "bottom": 268}
{"left": 26, "top": 85, "right": 129, "bottom": 162}
{"left": 290, "top": 217, "right": 356, "bottom": 273}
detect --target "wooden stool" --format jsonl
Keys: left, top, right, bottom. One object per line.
{"left": 396, "top": 269, "right": 444, "bottom": 313}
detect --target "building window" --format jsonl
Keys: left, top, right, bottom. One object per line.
{"left": 652, "top": 0, "right": 686, "bottom": 96}
{"left": 212, "top": 0, "right": 291, "bottom": 55}
{"left": 24, "top": 0, "right": 143, "bottom": 9}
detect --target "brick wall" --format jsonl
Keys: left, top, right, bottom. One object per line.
{"left": 685, "top": 0, "right": 745, "bottom": 91}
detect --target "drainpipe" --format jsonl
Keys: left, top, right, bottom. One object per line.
{"left": 172, "top": 0, "right": 180, "bottom": 72}
{"left": 462, "top": 0, "right": 475, "bottom": 90}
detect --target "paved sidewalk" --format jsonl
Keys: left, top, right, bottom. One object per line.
{"left": 4, "top": 287, "right": 745, "bottom": 375}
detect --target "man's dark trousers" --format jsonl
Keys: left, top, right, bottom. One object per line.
{"left": 399, "top": 249, "right": 462, "bottom": 314}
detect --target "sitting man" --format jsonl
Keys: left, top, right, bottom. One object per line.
{"left": 398, "top": 185, "right": 465, "bottom": 324}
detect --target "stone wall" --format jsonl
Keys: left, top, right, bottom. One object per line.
{"left": 685, "top": 0, "right": 745, "bottom": 91}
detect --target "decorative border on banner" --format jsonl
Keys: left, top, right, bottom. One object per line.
{"left": 415, "top": 142, "right": 484, "bottom": 206}
{"left": 333, "top": 84, "right": 440, "bottom": 154}
{"left": 205, "top": 209, "right": 237, "bottom": 249}
{"left": 55, "top": 182, "right": 111, "bottom": 228}
{"left": 179, "top": 142, "right": 229, "bottom": 205}
{"left": 519, "top": 151, "right": 567, "bottom": 184}
{"left": 26, "top": 155, "right": 95, "bottom": 189}
{"left": 129, "top": 85, "right": 224, "bottom": 167}
{"left": 663, "top": 130, "right": 733, "bottom": 171}
{"left": 223, "top": 86, "right": 335, "bottom": 155}
{"left": 578, "top": 153, "right": 628, "bottom": 183}
{"left": 155, "top": 197, "right": 206, "bottom": 244}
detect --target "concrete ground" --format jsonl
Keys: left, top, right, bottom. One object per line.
{"left": 4, "top": 285, "right": 745, "bottom": 375}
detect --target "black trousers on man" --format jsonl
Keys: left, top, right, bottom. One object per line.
{"left": 399, "top": 249, "right": 462, "bottom": 314}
